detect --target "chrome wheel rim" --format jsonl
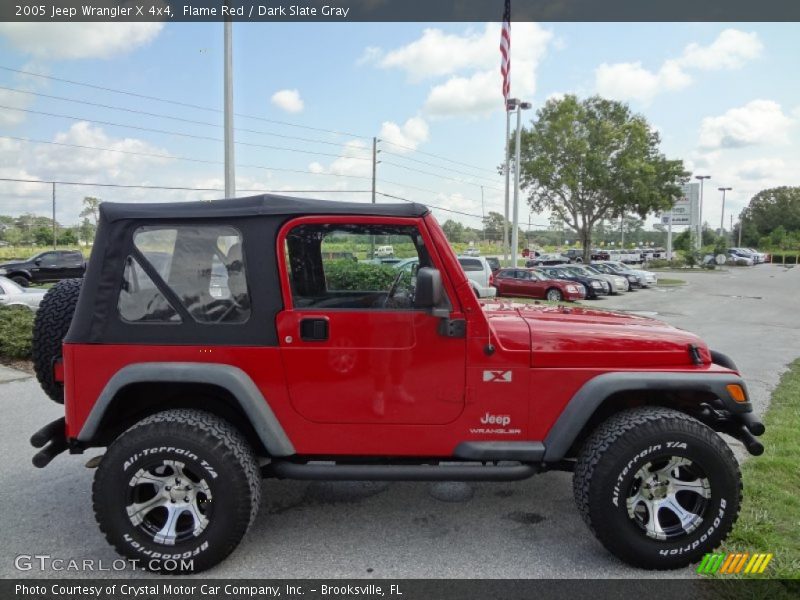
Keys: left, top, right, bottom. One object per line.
{"left": 626, "top": 456, "right": 711, "bottom": 541}
{"left": 126, "top": 459, "right": 212, "bottom": 546}
{"left": 547, "top": 290, "right": 560, "bottom": 301}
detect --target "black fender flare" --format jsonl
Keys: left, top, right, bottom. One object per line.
{"left": 77, "top": 362, "right": 295, "bottom": 457}
{"left": 7, "top": 269, "right": 32, "bottom": 280}
{"left": 542, "top": 370, "right": 751, "bottom": 462}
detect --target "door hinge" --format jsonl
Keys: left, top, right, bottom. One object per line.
{"left": 438, "top": 318, "right": 466, "bottom": 338}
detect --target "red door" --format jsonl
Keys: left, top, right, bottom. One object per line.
{"left": 275, "top": 216, "right": 467, "bottom": 426}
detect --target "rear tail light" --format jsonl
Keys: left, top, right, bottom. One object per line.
{"left": 489, "top": 272, "right": 494, "bottom": 286}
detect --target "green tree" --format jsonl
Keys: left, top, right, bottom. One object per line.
{"left": 79, "top": 217, "right": 96, "bottom": 245}
{"left": 739, "top": 187, "right": 800, "bottom": 247}
{"left": 441, "top": 219, "right": 465, "bottom": 243}
{"left": 518, "top": 95, "right": 687, "bottom": 262}
{"left": 80, "top": 196, "right": 102, "bottom": 225}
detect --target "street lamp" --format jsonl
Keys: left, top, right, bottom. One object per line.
{"left": 502, "top": 98, "right": 519, "bottom": 263}
{"left": 718, "top": 187, "right": 732, "bottom": 236}
{"left": 695, "top": 175, "right": 710, "bottom": 249}
{"left": 510, "top": 99, "right": 532, "bottom": 267}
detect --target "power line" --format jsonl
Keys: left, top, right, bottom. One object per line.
{"left": 0, "top": 65, "right": 370, "bottom": 140}
{"left": 377, "top": 191, "right": 485, "bottom": 221}
{"left": 0, "top": 86, "right": 361, "bottom": 151}
{"left": 0, "top": 176, "right": 371, "bottom": 195}
{"left": 380, "top": 159, "right": 503, "bottom": 192}
{"left": 379, "top": 138, "right": 499, "bottom": 175}
{"left": 0, "top": 105, "right": 372, "bottom": 161}
{"left": 3, "top": 135, "right": 373, "bottom": 182}
{"left": 379, "top": 148, "right": 502, "bottom": 185}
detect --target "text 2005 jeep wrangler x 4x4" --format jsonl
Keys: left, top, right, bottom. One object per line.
{"left": 30, "top": 195, "right": 764, "bottom": 573}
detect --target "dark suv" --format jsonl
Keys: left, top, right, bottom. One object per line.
{"left": 0, "top": 250, "right": 86, "bottom": 287}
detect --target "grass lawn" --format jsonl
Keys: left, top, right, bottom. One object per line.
{"left": 656, "top": 278, "right": 686, "bottom": 286}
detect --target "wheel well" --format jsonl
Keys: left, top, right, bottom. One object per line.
{"left": 87, "top": 382, "right": 268, "bottom": 457}
{"left": 563, "top": 388, "right": 719, "bottom": 459}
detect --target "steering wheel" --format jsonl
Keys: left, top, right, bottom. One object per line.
{"left": 382, "top": 270, "right": 408, "bottom": 308}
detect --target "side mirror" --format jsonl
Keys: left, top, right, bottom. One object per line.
{"left": 414, "top": 267, "right": 443, "bottom": 309}
{"left": 34, "top": 259, "right": 42, "bottom": 266}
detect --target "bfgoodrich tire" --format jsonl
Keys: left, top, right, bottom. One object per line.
{"left": 573, "top": 407, "right": 741, "bottom": 570}
{"left": 32, "top": 278, "right": 82, "bottom": 403}
{"left": 93, "top": 410, "right": 261, "bottom": 574}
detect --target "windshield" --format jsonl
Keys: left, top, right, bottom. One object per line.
{"left": 583, "top": 265, "right": 603, "bottom": 275}
{"left": 564, "top": 267, "right": 587, "bottom": 277}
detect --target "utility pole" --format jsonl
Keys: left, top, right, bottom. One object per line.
{"left": 52, "top": 182, "right": 56, "bottom": 250}
{"left": 223, "top": 19, "right": 236, "bottom": 198}
{"left": 738, "top": 217, "right": 743, "bottom": 247}
{"left": 370, "top": 136, "right": 378, "bottom": 258}
{"left": 666, "top": 213, "right": 673, "bottom": 260}
{"left": 620, "top": 213, "right": 625, "bottom": 247}
{"left": 730, "top": 214, "right": 734, "bottom": 245}
{"left": 718, "top": 187, "right": 732, "bottom": 236}
{"left": 480, "top": 186, "right": 485, "bottom": 242}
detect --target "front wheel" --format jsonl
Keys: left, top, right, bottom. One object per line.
{"left": 573, "top": 407, "right": 741, "bottom": 570}
{"left": 11, "top": 275, "right": 30, "bottom": 287}
{"left": 93, "top": 409, "right": 261, "bottom": 573}
{"left": 546, "top": 288, "right": 563, "bottom": 302}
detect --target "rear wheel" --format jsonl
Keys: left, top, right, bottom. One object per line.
{"left": 93, "top": 409, "right": 261, "bottom": 574}
{"left": 11, "top": 275, "right": 30, "bottom": 287}
{"left": 32, "top": 278, "right": 82, "bottom": 403}
{"left": 545, "top": 288, "right": 563, "bottom": 302}
{"left": 574, "top": 407, "right": 741, "bottom": 570}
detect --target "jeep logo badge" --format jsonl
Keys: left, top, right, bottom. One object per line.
{"left": 483, "top": 370, "right": 512, "bottom": 382}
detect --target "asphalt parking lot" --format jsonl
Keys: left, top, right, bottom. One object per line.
{"left": 1, "top": 264, "right": 798, "bottom": 579}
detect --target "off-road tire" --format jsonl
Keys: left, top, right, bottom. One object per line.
{"left": 32, "top": 278, "right": 82, "bottom": 403}
{"left": 93, "top": 409, "right": 261, "bottom": 574}
{"left": 573, "top": 406, "right": 741, "bottom": 570}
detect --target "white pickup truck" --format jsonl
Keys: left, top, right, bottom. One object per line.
{"left": 607, "top": 249, "right": 642, "bottom": 264}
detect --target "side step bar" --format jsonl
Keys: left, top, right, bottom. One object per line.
{"left": 268, "top": 460, "right": 538, "bottom": 482}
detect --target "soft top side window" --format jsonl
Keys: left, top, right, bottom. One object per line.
{"left": 119, "top": 224, "right": 251, "bottom": 324}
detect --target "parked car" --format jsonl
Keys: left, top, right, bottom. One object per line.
{"left": 607, "top": 249, "right": 642, "bottom": 264}
{"left": 494, "top": 268, "right": 585, "bottom": 302}
{"left": 457, "top": 256, "right": 497, "bottom": 298}
{"left": 29, "top": 194, "right": 763, "bottom": 573}
{"left": 0, "top": 250, "right": 86, "bottom": 287}
{"left": 727, "top": 250, "right": 754, "bottom": 266}
{"left": 570, "top": 264, "right": 629, "bottom": 294}
{"left": 594, "top": 260, "right": 657, "bottom": 287}
{"left": 744, "top": 248, "right": 768, "bottom": 263}
{"left": 535, "top": 265, "right": 610, "bottom": 299}
{"left": 0, "top": 276, "right": 47, "bottom": 311}
{"left": 591, "top": 262, "right": 639, "bottom": 290}
{"left": 526, "top": 253, "right": 567, "bottom": 266}
{"left": 729, "top": 248, "right": 761, "bottom": 264}
{"left": 463, "top": 247, "right": 480, "bottom": 257}
{"left": 485, "top": 256, "right": 501, "bottom": 273}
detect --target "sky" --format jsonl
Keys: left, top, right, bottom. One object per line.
{"left": 0, "top": 20, "right": 798, "bottom": 237}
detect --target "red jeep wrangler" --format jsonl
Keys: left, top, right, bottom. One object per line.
{"left": 30, "top": 195, "right": 764, "bottom": 573}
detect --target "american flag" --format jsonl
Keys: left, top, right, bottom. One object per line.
{"left": 500, "top": 0, "right": 511, "bottom": 103}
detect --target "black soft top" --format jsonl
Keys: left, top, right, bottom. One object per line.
{"left": 100, "top": 194, "right": 429, "bottom": 222}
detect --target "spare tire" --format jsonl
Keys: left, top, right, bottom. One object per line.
{"left": 32, "top": 278, "right": 82, "bottom": 403}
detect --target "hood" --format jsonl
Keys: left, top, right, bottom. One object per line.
{"left": 483, "top": 301, "right": 709, "bottom": 369}
{"left": 0, "top": 260, "right": 24, "bottom": 268}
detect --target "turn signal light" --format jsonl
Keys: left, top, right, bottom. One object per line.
{"left": 727, "top": 384, "right": 747, "bottom": 403}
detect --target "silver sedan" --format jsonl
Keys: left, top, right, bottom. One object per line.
{"left": 0, "top": 276, "right": 47, "bottom": 311}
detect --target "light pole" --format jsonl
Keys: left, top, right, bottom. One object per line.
{"left": 718, "top": 187, "right": 732, "bottom": 236}
{"left": 503, "top": 98, "right": 517, "bottom": 263}
{"left": 223, "top": 19, "right": 236, "bottom": 198}
{"left": 511, "top": 100, "right": 532, "bottom": 267}
{"left": 695, "top": 175, "right": 710, "bottom": 249}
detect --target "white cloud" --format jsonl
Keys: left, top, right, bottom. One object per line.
{"left": 308, "top": 140, "right": 372, "bottom": 178}
{"left": 0, "top": 23, "right": 163, "bottom": 60}
{"left": 379, "top": 117, "right": 429, "bottom": 152}
{"left": 271, "top": 89, "right": 304, "bottom": 113}
{"left": 594, "top": 29, "right": 761, "bottom": 104}
{"left": 595, "top": 60, "right": 691, "bottom": 104}
{"left": 699, "top": 100, "right": 793, "bottom": 149}
{"left": 680, "top": 29, "right": 763, "bottom": 71}
{"left": 364, "top": 23, "right": 552, "bottom": 117}
{"left": 737, "top": 158, "right": 786, "bottom": 180}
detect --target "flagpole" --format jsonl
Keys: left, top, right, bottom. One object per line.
{"left": 503, "top": 108, "right": 511, "bottom": 262}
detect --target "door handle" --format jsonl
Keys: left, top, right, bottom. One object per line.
{"left": 300, "top": 318, "right": 329, "bottom": 341}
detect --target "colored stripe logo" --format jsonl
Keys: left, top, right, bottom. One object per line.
{"left": 697, "top": 553, "right": 773, "bottom": 574}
